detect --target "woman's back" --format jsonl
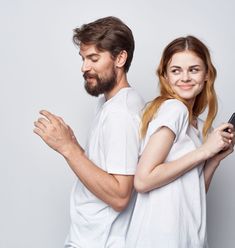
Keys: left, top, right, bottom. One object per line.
{"left": 126, "top": 99, "right": 208, "bottom": 248}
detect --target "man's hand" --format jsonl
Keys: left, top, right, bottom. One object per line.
{"left": 33, "top": 110, "right": 83, "bottom": 156}
{"left": 34, "top": 110, "right": 135, "bottom": 211}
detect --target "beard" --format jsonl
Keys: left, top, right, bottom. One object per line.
{"left": 83, "top": 68, "right": 117, "bottom": 97}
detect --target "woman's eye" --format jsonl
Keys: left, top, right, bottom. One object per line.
{"left": 171, "top": 69, "right": 180, "bottom": 74}
{"left": 190, "top": 68, "right": 199, "bottom": 73}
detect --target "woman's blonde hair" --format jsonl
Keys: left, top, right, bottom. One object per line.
{"left": 141, "top": 36, "right": 217, "bottom": 139}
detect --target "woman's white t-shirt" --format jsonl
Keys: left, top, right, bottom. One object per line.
{"left": 126, "top": 99, "right": 208, "bottom": 248}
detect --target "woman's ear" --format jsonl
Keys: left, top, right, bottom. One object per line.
{"left": 115, "top": 50, "right": 128, "bottom": 69}
{"left": 163, "top": 72, "right": 168, "bottom": 80}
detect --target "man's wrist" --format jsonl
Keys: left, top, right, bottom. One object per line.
{"left": 61, "top": 143, "right": 84, "bottom": 160}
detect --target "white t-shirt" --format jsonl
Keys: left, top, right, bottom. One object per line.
{"left": 126, "top": 99, "right": 208, "bottom": 248}
{"left": 64, "top": 88, "right": 145, "bottom": 248}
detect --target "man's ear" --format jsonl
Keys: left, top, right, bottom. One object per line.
{"left": 115, "top": 50, "right": 128, "bottom": 68}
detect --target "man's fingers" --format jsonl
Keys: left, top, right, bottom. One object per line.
{"left": 39, "top": 110, "right": 59, "bottom": 124}
{"left": 37, "top": 117, "right": 50, "bottom": 128}
{"left": 39, "top": 110, "right": 68, "bottom": 128}
{"left": 33, "top": 127, "right": 45, "bottom": 137}
{"left": 34, "top": 120, "right": 47, "bottom": 131}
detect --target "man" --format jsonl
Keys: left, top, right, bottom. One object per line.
{"left": 33, "top": 16, "right": 144, "bottom": 247}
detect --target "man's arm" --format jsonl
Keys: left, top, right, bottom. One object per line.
{"left": 64, "top": 145, "right": 134, "bottom": 212}
{"left": 34, "top": 110, "right": 134, "bottom": 212}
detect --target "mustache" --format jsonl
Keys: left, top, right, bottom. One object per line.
{"left": 83, "top": 72, "right": 98, "bottom": 80}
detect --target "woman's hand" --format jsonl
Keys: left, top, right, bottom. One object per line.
{"left": 210, "top": 125, "right": 235, "bottom": 163}
{"left": 203, "top": 126, "right": 234, "bottom": 192}
{"left": 201, "top": 123, "right": 234, "bottom": 159}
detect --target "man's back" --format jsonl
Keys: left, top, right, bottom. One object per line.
{"left": 65, "top": 88, "right": 145, "bottom": 247}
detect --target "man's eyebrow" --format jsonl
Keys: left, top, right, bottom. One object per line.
{"left": 87, "top": 54, "right": 100, "bottom": 58}
{"left": 79, "top": 53, "right": 100, "bottom": 58}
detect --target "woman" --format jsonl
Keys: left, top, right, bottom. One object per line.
{"left": 126, "top": 36, "right": 234, "bottom": 247}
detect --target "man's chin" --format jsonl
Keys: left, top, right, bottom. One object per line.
{"left": 87, "top": 91, "right": 100, "bottom": 97}
{"left": 85, "top": 85, "right": 101, "bottom": 97}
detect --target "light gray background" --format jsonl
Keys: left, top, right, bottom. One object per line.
{"left": 0, "top": 0, "right": 234, "bottom": 247}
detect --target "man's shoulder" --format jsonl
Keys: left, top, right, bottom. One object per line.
{"left": 105, "top": 88, "right": 145, "bottom": 115}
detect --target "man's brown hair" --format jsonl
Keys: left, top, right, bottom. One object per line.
{"left": 73, "top": 16, "right": 135, "bottom": 72}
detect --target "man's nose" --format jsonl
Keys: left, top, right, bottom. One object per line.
{"left": 81, "top": 60, "right": 91, "bottom": 73}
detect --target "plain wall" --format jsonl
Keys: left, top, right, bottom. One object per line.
{"left": 0, "top": 0, "right": 234, "bottom": 247}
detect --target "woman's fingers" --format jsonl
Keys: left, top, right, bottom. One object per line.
{"left": 215, "top": 123, "right": 233, "bottom": 132}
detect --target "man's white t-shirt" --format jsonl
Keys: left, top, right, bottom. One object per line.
{"left": 126, "top": 99, "right": 208, "bottom": 248}
{"left": 64, "top": 87, "right": 145, "bottom": 248}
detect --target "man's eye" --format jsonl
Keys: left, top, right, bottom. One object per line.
{"left": 90, "top": 56, "right": 99, "bottom": 62}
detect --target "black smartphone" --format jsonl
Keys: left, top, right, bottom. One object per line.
{"left": 224, "top": 113, "right": 235, "bottom": 132}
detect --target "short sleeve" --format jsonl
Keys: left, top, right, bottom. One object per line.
{"left": 102, "top": 110, "right": 140, "bottom": 175}
{"left": 147, "top": 99, "right": 189, "bottom": 141}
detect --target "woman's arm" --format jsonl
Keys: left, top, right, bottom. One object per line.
{"left": 204, "top": 141, "right": 234, "bottom": 193}
{"left": 134, "top": 123, "right": 233, "bottom": 193}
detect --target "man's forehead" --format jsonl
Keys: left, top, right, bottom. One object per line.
{"left": 79, "top": 43, "right": 99, "bottom": 54}
{"left": 79, "top": 43, "right": 110, "bottom": 57}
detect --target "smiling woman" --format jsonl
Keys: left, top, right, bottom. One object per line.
{"left": 166, "top": 51, "right": 207, "bottom": 106}
{"left": 126, "top": 36, "right": 235, "bottom": 248}
{"left": 141, "top": 36, "right": 218, "bottom": 139}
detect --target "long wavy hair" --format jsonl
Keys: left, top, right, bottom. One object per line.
{"left": 141, "top": 36, "right": 217, "bottom": 139}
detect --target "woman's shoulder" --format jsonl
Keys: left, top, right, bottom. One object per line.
{"left": 146, "top": 98, "right": 189, "bottom": 141}
{"left": 159, "top": 99, "right": 188, "bottom": 115}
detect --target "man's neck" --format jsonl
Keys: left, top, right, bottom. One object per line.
{"left": 104, "top": 74, "right": 130, "bottom": 101}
